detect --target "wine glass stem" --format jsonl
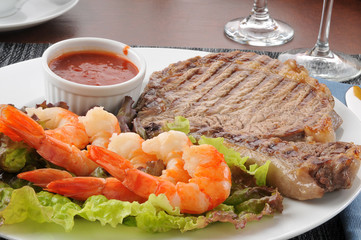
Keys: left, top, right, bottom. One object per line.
{"left": 312, "top": 0, "right": 334, "bottom": 56}
{"left": 251, "top": 0, "right": 270, "bottom": 21}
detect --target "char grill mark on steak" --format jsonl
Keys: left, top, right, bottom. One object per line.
{"left": 189, "top": 61, "right": 231, "bottom": 90}
{"left": 205, "top": 69, "right": 262, "bottom": 114}
{"left": 166, "top": 61, "right": 235, "bottom": 111}
{"left": 194, "top": 62, "right": 238, "bottom": 101}
{"left": 136, "top": 51, "right": 341, "bottom": 141}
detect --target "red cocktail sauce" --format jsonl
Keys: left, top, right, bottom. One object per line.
{"left": 49, "top": 51, "right": 139, "bottom": 86}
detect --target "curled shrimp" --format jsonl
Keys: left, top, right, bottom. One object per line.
{"left": 79, "top": 107, "right": 120, "bottom": 148}
{"left": 18, "top": 168, "right": 146, "bottom": 203}
{"left": 108, "top": 132, "right": 189, "bottom": 180}
{"left": 0, "top": 105, "right": 118, "bottom": 176}
{"left": 26, "top": 107, "right": 89, "bottom": 149}
{"left": 108, "top": 131, "right": 191, "bottom": 181}
{"left": 88, "top": 131, "right": 232, "bottom": 214}
{"left": 107, "top": 132, "right": 158, "bottom": 169}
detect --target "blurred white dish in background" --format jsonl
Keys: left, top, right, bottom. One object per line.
{"left": 0, "top": 0, "right": 26, "bottom": 18}
{"left": 0, "top": 0, "right": 78, "bottom": 32}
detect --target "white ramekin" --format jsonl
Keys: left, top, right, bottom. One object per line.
{"left": 42, "top": 37, "right": 146, "bottom": 115}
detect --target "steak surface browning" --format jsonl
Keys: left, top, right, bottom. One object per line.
{"left": 136, "top": 51, "right": 342, "bottom": 142}
{"left": 221, "top": 134, "right": 361, "bottom": 200}
{"left": 135, "top": 51, "right": 360, "bottom": 200}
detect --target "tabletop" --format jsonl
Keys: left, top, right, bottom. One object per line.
{"left": 0, "top": 0, "right": 360, "bottom": 54}
{"left": 0, "top": 0, "right": 360, "bottom": 240}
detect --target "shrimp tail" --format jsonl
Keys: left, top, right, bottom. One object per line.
{"left": 0, "top": 119, "right": 22, "bottom": 142}
{"left": 87, "top": 145, "right": 133, "bottom": 181}
{"left": 0, "top": 104, "right": 45, "bottom": 147}
{"left": 46, "top": 177, "right": 146, "bottom": 203}
{"left": 17, "top": 169, "right": 73, "bottom": 187}
{"left": 88, "top": 146, "right": 173, "bottom": 200}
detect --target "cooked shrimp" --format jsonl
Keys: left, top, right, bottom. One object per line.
{"left": 0, "top": 104, "right": 98, "bottom": 175}
{"left": 108, "top": 131, "right": 191, "bottom": 181}
{"left": 141, "top": 130, "right": 193, "bottom": 164}
{"left": 160, "top": 157, "right": 191, "bottom": 184}
{"left": 78, "top": 107, "right": 121, "bottom": 148}
{"left": 0, "top": 119, "right": 22, "bottom": 142}
{"left": 18, "top": 169, "right": 73, "bottom": 187}
{"left": 18, "top": 168, "right": 146, "bottom": 203}
{"left": 26, "top": 107, "right": 89, "bottom": 149}
{"left": 47, "top": 177, "right": 146, "bottom": 202}
{"left": 87, "top": 131, "right": 232, "bottom": 214}
{"left": 107, "top": 132, "right": 158, "bottom": 169}
{"left": 141, "top": 130, "right": 192, "bottom": 183}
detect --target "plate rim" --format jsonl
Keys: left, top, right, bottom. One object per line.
{"left": 0, "top": 0, "right": 79, "bottom": 32}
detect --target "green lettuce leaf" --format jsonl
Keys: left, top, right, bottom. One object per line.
{"left": 0, "top": 186, "right": 54, "bottom": 225}
{"left": 0, "top": 183, "right": 13, "bottom": 211}
{"left": 163, "top": 116, "right": 196, "bottom": 143}
{"left": 0, "top": 134, "right": 33, "bottom": 173}
{"left": 164, "top": 116, "right": 190, "bottom": 134}
{"left": 0, "top": 183, "right": 283, "bottom": 233}
{"left": 0, "top": 186, "right": 80, "bottom": 230}
{"left": 198, "top": 136, "right": 269, "bottom": 186}
{"left": 0, "top": 187, "right": 208, "bottom": 232}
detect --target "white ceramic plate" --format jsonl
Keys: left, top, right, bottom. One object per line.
{"left": 345, "top": 86, "right": 361, "bottom": 122}
{"left": 0, "top": 0, "right": 78, "bottom": 32}
{"left": 0, "top": 48, "right": 361, "bottom": 240}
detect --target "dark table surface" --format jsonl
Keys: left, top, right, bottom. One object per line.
{"left": 0, "top": 0, "right": 361, "bottom": 239}
{"left": 0, "top": 0, "right": 360, "bottom": 54}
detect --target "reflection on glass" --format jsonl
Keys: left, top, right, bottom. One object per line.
{"left": 278, "top": 0, "right": 361, "bottom": 82}
{"left": 224, "top": 0, "right": 294, "bottom": 46}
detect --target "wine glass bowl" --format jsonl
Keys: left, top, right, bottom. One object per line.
{"left": 278, "top": 48, "right": 361, "bottom": 82}
{"left": 278, "top": 0, "right": 361, "bottom": 82}
{"left": 224, "top": 0, "right": 294, "bottom": 47}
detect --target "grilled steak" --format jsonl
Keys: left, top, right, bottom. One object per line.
{"left": 136, "top": 51, "right": 342, "bottom": 142}
{"left": 221, "top": 134, "right": 361, "bottom": 200}
{"left": 135, "top": 51, "right": 360, "bottom": 200}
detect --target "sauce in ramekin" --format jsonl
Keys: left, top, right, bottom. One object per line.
{"left": 49, "top": 50, "right": 139, "bottom": 86}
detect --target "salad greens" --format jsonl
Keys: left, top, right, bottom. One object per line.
{"left": 0, "top": 182, "right": 282, "bottom": 232}
{"left": 0, "top": 134, "right": 33, "bottom": 173}
{"left": 0, "top": 111, "right": 282, "bottom": 233}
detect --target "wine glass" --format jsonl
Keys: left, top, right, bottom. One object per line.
{"left": 278, "top": 0, "right": 361, "bottom": 82}
{"left": 224, "top": 0, "right": 294, "bottom": 46}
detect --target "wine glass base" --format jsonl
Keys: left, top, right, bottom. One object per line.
{"left": 224, "top": 17, "right": 294, "bottom": 47}
{"left": 278, "top": 48, "right": 361, "bottom": 82}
